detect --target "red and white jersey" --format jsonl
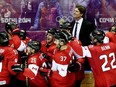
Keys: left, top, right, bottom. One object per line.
{"left": 67, "top": 38, "right": 85, "bottom": 80}
{"left": 15, "top": 37, "right": 31, "bottom": 81}
{"left": 22, "top": 37, "right": 31, "bottom": 45}
{"left": 23, "top": 52, "right": 48, "bottom": 87}
{"left": 9, "top": 35, "right": 26, "bottom": 52}
{"left": 41, "top": 40, "right": 56, "bottom": 54}
{"left": 51, "top": 46, "right": 75, "bottom": 87}
{"left": 68, "top": 38, "right": 83, "bottom": 58}
{"left": 106, "top": 32, "right": 116, "bottom": 43}
{"left": 41, "top": 40, "right": 56, "bottom": 61}
{"left": 41, "top": 40, "right": 48, "bottom": 52}
{"left": 83, "top": 42, "right": 116, "bottom": 87}
{"left": 0, "top": 46, "right": 18, "bottom": 85}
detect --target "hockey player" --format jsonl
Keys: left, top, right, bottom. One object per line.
{"left": 0, "top": 31, "right": 19, "bottom": 86}
{"left": 5, "top": 22, "right": 29, "bottom": 87}
{"left": 60, "top": 23, "right": 85, "bottom": 87}
{"left": 14, "top": 29, "right": 32, "bottom": 87}
{"left": 50, "top": 31, "right": 76, "bottom": 87}
{"left": 5, "top": 22, "right": 26, "bottom": 52}
{"left": 11, "top": 40, "right": 49, "bottom": 87}
{"left": 41, "top": 28, "right": 57, "bottom": 63}
{"left": 83, "top": 29, "right": 116, "bottom": 87}
{"left": 19, "top": 29, "right": 31, "bottom": 45}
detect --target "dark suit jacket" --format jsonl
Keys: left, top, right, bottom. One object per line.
{"left": 70, "top": 19, "right": 95, "bottom": 70}
{"left": 70, "top": 19, "right": 95, "bottom": 46}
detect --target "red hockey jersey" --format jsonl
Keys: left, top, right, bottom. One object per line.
{"left": 83, "top": 42, "right": 116, "bottom": 87}
{"left": 0, "top": 46, "right": 18, "bottom": 85}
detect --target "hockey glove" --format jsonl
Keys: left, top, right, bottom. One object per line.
{"left": 68, "top": 62, "right": 80, "bottom": 72}
{"left": 0, "top": 54, "right": 4, "bottom": 61}
{"left": 39, "top": 68, "right": 52, "bottom": 77}
{"left": 42, "top": 53, "right": 51, "bottom": 60}
{"left": 20, "top": 53, "right": 28, "bottom": 64}
{"left": 11, "top": 64, "right": 24, "bottom": 72}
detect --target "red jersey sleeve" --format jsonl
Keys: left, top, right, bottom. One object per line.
{"left": 12, "top": 35, "right": 26, "bottom": 51}
{"left": 5, "top": 48, "right": 18, "bottom": 75}
{"left": 68, "top": 39, "right": 83, "bottom": 57}
{"left": 106, "top": 32, "right": 116, "bottom": 43}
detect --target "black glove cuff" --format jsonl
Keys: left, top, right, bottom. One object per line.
{"left": 0, "top": 54, "right": 4, "bottom": 61}
{"left": 68, "top": 62, "right": 80, "bottom": 72}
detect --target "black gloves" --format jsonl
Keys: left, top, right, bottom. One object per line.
{"left": 0, "top": 54, "right": 4, "bottom": 61}
{"left": 42, "top": 53, "right": 50, "bottom": 60}
{"left": 68, "top": 62, "right": 80, "bottom": 72}
{"left": 39, "top": 68, "right": 52, "bottom": 77}
{"left": 46, "top": 44, "right": 50, "bottom": 48}
{"left": 11, "top": 64, "right": 24, "bottom": 72}
{"left": 21, "top": 54, "right": 28, "bottom": 64}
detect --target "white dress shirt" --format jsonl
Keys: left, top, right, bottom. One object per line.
{"left": 72, "top": 18, "right": 83, "bottom": 40}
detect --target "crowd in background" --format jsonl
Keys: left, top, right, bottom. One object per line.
{"left": 0, "top": 0, "right": 116, "bottom": 31}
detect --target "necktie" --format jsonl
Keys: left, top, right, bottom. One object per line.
{"left": 74, "top": 22, "right": 78, "bottom": 37}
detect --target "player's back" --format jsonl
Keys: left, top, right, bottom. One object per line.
{"left": 0, "top": 46, "right": 18, "bottom": 85}
{"left": 88, "top": 42, "right": 116, "bottom": 87}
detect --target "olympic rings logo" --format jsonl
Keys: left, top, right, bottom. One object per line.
{"left": 56, "top": 16, "right": 74, "bottom": 22}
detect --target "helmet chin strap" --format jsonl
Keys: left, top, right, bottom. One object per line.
{"left": 46, "top": 39, "right": 54, "bottom": 48}
{"left": 57, "top": 45, "right": 61, "bottom": 50}
{"left": 92, "top": 39, "right": 103, "bottom": 45}
{"left": 57, "top": 44, "right": 67, "bottom": 51}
